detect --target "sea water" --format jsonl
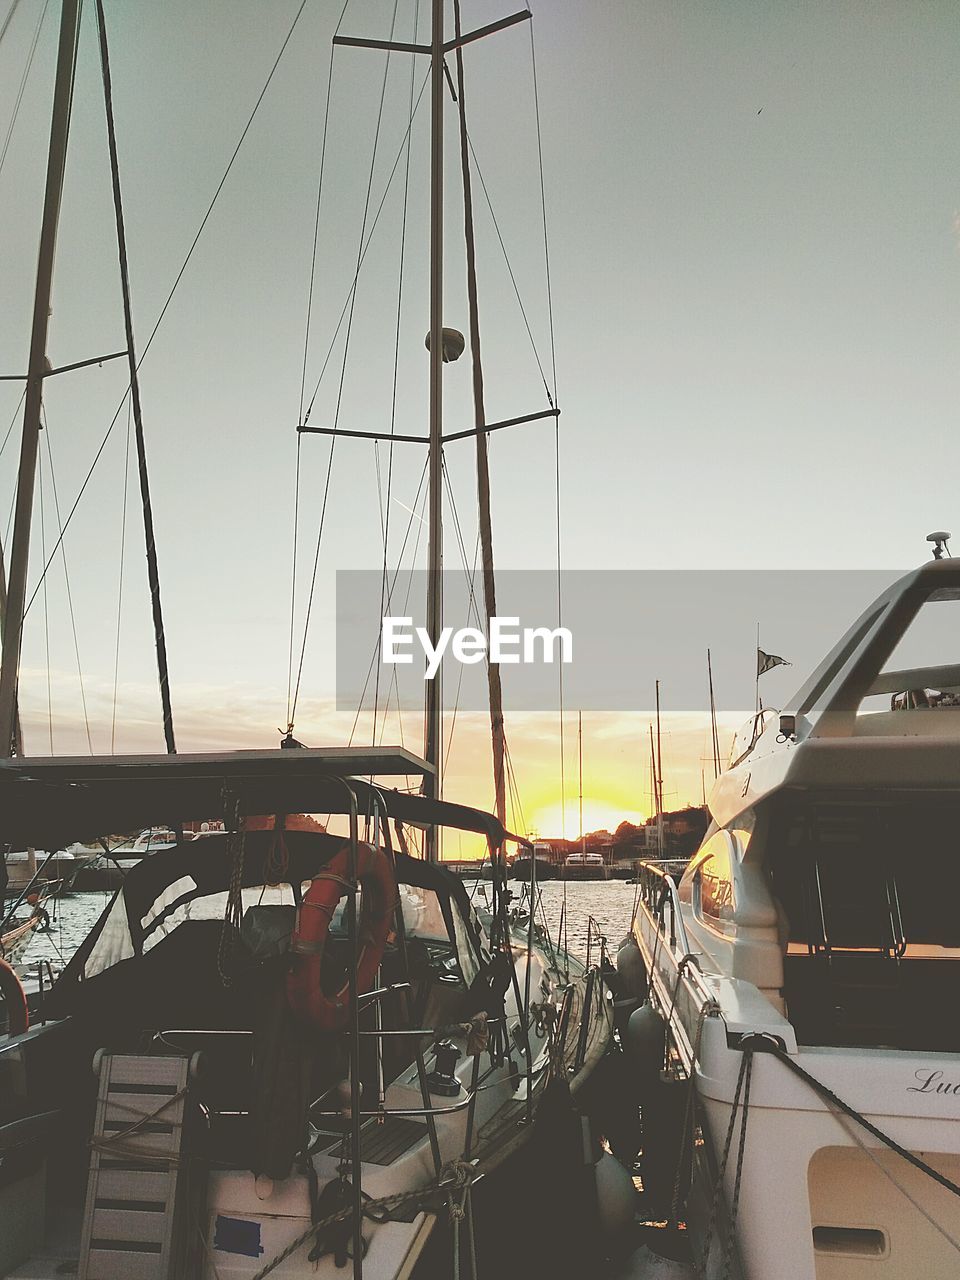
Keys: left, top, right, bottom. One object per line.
{"left": 17, "top": 878, "right": 640, "bottom": 978}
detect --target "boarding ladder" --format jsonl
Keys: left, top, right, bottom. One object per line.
{"left": 78, "top": 1051, "right": 200, "bottom": 1280}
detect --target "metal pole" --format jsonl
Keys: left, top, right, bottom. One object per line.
{"left": 0, "top": 0, "right": 82, "bottom": 756}
{"left": 578, "top": 710, "right": 584, "bottom": 857}
{"left": 95, "top": 0, "right": 176, "bottom": 753}
{"left": 0, "top": 540, "right": 23, "bottom": 754}
{"left": 423, "top": 0, "right": 445, "bottom": 860}
{"left": 708, "top": 647, "right": 720, "bottom": 779}
{"left": 452, "top": 0, "right": 506, "bottom": 829}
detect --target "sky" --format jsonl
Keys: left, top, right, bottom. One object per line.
{"left": 1, "top": 0, "right": 958, "bottom": 847}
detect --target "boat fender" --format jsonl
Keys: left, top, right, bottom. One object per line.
{"left": 616, "top": 935, "right": 648, "bottom": 1004}
{"left": 594, "top": 1151, "right": 637, "bottom": 1253}
{"left": 625, "top": 1002, "right": 666, "bottom": 1080}
{"left": 0, "top": 957, "right": 28, "bottom": 1036}
{"left": 286, "top": 841, "right": 396, "bottom": 1032}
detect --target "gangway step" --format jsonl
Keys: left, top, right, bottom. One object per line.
{"left": 78, "top": 1052, "right": 201, "bottom": 1280}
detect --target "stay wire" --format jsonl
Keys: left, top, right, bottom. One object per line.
{"left": 373, "top": 0, "right": 420, "bottom": 746}
{"left": 465, "top": 132, "right": 553, "bottom": 407}
{"left": 111, "top": 395, "right": 132, "bottom": 752}
{"left": 299, "top": 67, "right": 430, "bottom": 428}
{"left": 37, "top": 442, "right": 51, "bottom": 752}
{"left": 0, "top": 0, "right": 22, "bottom": 48}
{"left": 0, "top": 0, "right": 49, "bottom": 183}
{"left": 24, "top": 0, "right": 312, "bottom": 619}
{"left": 297, "top": 0, "right": 349, "bottom": 426}
{"left": 0, "top": 387, "right": 26, "bottom": 466}
{"left": 289, "top": 0, "right": 405, "bottom": 724}
{"left": 41, "top": 411, "right": 92, "bottom": 752}
{"left": 347, "top": 455, "right": 429, "bottom": 746}
{"left": 287, "top": 0, "right": 350, "bottom": 728}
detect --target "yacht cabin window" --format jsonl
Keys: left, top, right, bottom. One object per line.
{"left": 694, "top": 833, "right": 736, "bottom": 926}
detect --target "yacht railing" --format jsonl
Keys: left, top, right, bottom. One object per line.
{"left": 632, "top": 858, "right": 718, "bottom": 1024}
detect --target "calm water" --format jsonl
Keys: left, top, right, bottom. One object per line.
{"left": 16, "top": 878, "right": 640, "bottom": 982}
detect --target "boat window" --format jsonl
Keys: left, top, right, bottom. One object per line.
{"left": 329, "top": 883, "right": 449, "bottom": 943}
{"left": 696, "top": 835, "right": 735, "bottom": 924}
{"left": 796, "top": 604, "right": 886, "bottom": 717}
{"left": 859, "top": 593, "right": 960, "bottom": 717}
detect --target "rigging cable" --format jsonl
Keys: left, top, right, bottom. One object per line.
{"left": 373, "top": 0, "right": 420, "bottom": 747}
{"left": 286, "top": 0, "right": 350, "bottom": 731}
{"left": 24, "top": 0, "right": 313, "bottom": 619}
{"left": 0, "top": 0, "right": 22, "bottom": 48}
{"left": 41, "top": 410, "right": 92, "bottom": 752}
{"left": 289, "top": 0, "right": 411, "bottom": 727}
{"left": 37, "top": 441, "right": 52, "bottom": 752}
{"left": 347, "top": 455, "right": 430, "bottom": 747}
{"left": 528, "top": 10, "right": 567, "bottom": 931}
{"left": 110, "top": 395, "right": 133, "bottom": 752}
{"left": 0, "top": 0, "right": 50, "bottom": 183}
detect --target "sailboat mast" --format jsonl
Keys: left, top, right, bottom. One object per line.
{"left": 707, "top": 646, "right": 720, "bottom": 779}
{"left": 0, "top": 546, "right": 23, "bottom": 755}
{"left": 0, "top": 0, "right": 82, "bottom": 757}
{"left": 654, "top": 684, "right": 665, "bottom": 857}
{"left": 578, "top": 710, "right": 584, "bottom": 857}
{"left": 452, "top": 0, "right": 506, "bottom": 828}
{"left": 423, "top": 0, "right": 445, "bottom": 860}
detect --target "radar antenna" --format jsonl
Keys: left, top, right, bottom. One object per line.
{"left": 927, "top": 531, "right": 952, "bottom": 560}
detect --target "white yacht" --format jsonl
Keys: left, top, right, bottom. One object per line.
{"left": 619, "top": 553, "right": 960, "bottom": 1279}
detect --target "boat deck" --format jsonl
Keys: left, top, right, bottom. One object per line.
{"left": 7, "top": 1209, "right": 81, "bottom": 1279}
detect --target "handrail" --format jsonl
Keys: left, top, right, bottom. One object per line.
{"left": 633, "top": 858, "right": 716, "bottom": 1010}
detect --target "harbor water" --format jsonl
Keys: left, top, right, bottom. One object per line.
{"left": 16, "top": 877, "right": 641, "bottom": 980}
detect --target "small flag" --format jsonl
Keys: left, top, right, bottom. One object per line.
{"left": 757, "top": 649, "right": 790, "bottom": 677}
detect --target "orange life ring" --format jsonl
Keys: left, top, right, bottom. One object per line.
{"left": 286, "top": 842, "right": 397, "bottom": 1032}
{"left": 0, "top": 956, "right": 29, "bottom": 1036}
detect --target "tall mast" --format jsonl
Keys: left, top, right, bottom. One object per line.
{"left": 0, "top": 546, "right": 23, "bottom": 755}
{"left": 654, "top": 683, "right": 665, "bottom": 856}
{"left": 422, "top": 0, "right": 445, "bottom": 860}
{"left": 452, "top": 0, "right": 506, "bottom": 828}
{"left": 578, "top": 710, "right": 584, "bottom": 857}
{"left": 95, "top": 0, "right": 176, "bottom": 754}
{"left": 0, "top": 0, "right": 82, "bottom": 756}
{"left": 707, "top": 646, "right": 720, "bottom": 779}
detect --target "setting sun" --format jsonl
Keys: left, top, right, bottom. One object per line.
{"left": 531, "top": 798, "right": 648, "bottom": 840}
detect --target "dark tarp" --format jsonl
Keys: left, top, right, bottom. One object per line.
{"left": 45, "top": 833, "right": 483, "bottom": 1022}
{"left": 0, "top": 748, "right": 524, "bottom": 850}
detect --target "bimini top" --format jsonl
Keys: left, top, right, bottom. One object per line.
{"left": 0, "top": 746, "right": 524, "bottom": 850}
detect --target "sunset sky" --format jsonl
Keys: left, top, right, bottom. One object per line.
{"left": 1, "top": 1, "right": 957, "bottom": 849}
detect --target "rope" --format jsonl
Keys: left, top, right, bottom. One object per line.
{"left": 249, "top": 1159, "right": 478, "bottom": 1280}
{"left": 831, "top": 1106, "right": 960, "bottom": 1254}
{"left": 742, "top": 1033, "right": 960, "bottom": 1200}
{"left": 88, "top": 1087, "right": 189, "bottom": 1163}
{"left": 669, "top": 1000, "right": 718, "bottom": 1225}
{"left": 696, "top": 1044, "right": 752, "bottom": 1280}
